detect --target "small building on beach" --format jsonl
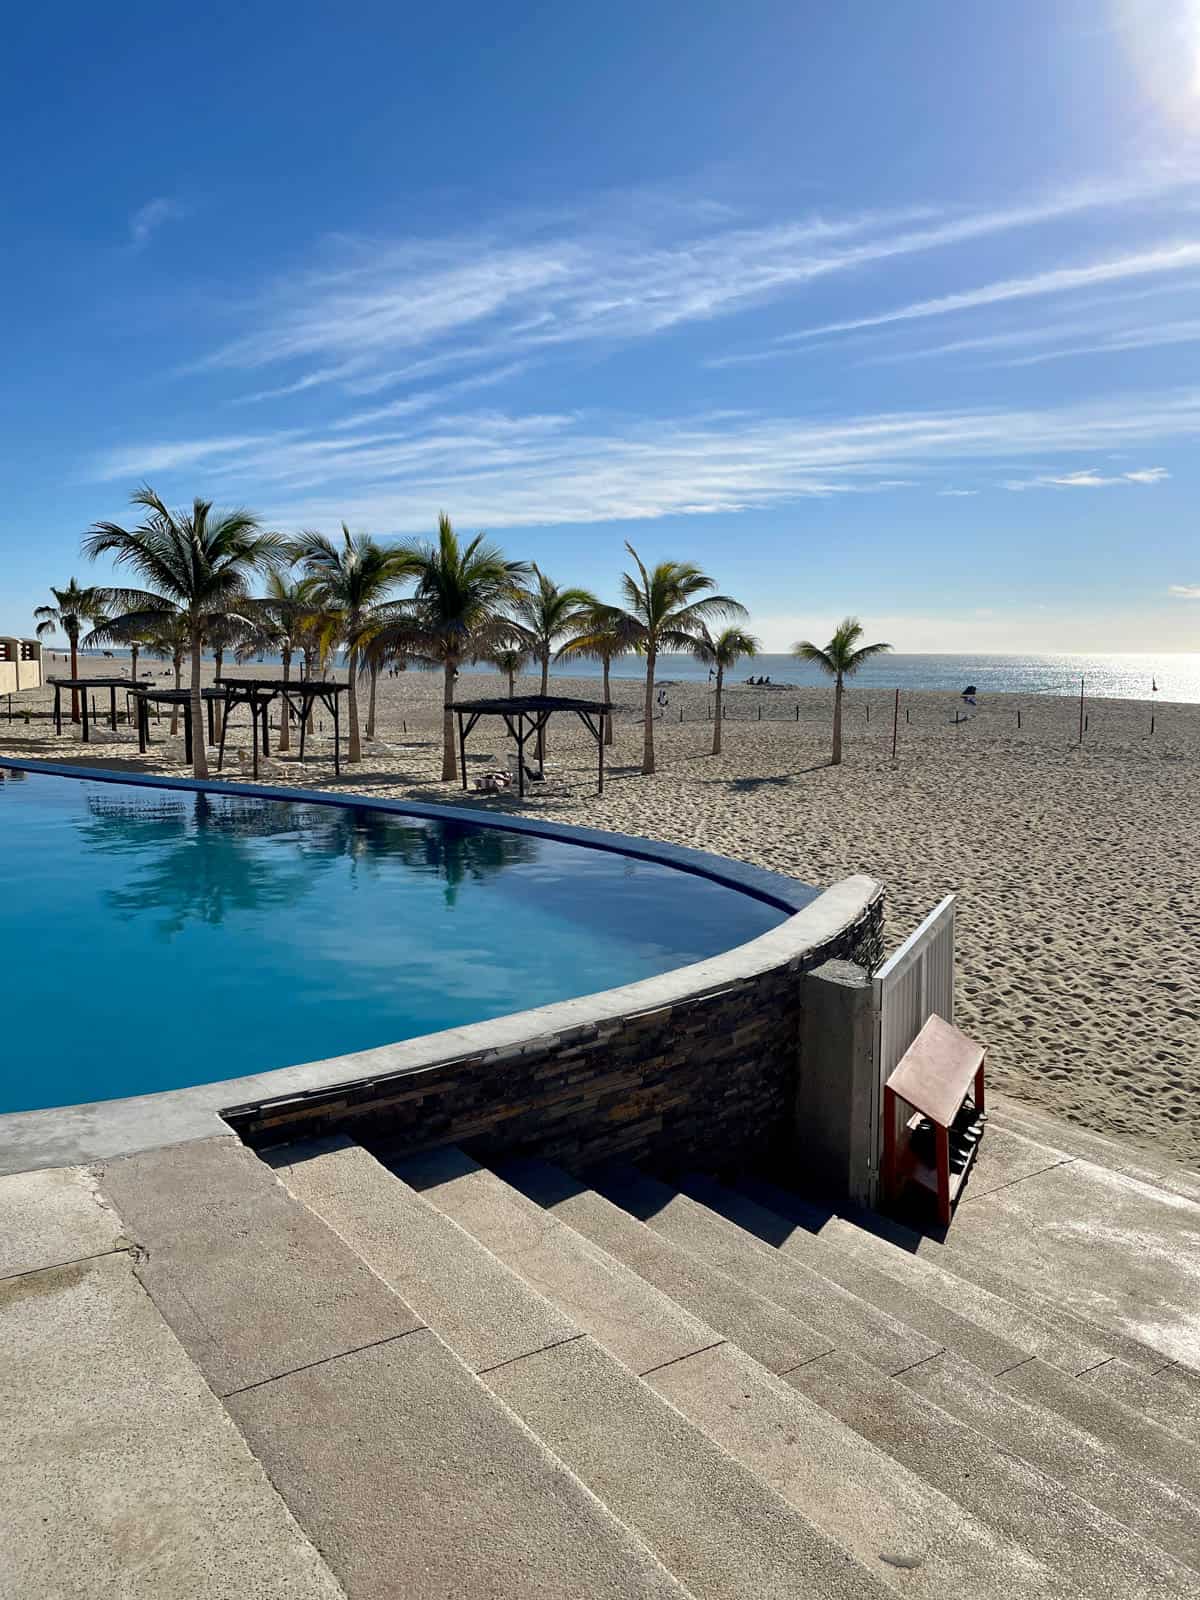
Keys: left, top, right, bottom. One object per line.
{"left": 0, "top": 636, "right": 42, "bottom": 698}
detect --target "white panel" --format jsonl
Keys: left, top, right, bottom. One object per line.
{"left": 865, "top": 894, "right": 956, "bottom": 1204}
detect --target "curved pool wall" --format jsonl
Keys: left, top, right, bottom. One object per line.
{"left": 0, "top": 760, "right": 883, "bottom": 1176}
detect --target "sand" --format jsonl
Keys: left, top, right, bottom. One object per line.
{"left": 5, "top": 658, "right": 1198, "bottom": 1169}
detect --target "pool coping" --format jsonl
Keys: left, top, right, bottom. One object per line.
{"left": 0, "top": 758, "right": 857, "bottom": 1176}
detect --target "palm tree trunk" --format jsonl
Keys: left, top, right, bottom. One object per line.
{"left": 69, "top": 629, "right": 80, "bottom": 723}
{"left": 346, "top": 647, "right": 361, "bottom": 762}
{"left": 365, "top": 661, "right": 379, "bottom": 741}
{"left": 278, "top": 649, "right": 292, "bottom": 753}
{"left": 441, "top": 658, "right": 457, "bottom": 782}
{"left": 712, "top": 665, "right": 723, "bottom": 756}
{"left": 537, "top": 649, "right": 550, "bottom": 761}
{"left": 602, "top": 657, "right": 613, "bottom": 745}
{"left": 642, "top": 646, "right": 656, "bottom": 775}
{"left": 303, "top": 650, "right": 316, "bottom": 734}
{"left": 213, "top": 648, "right": 224, "bottom": 738}
{"left": 831, "top": 672, "right": 844, "bottom": 766}
{"left": 170, "top": 652, "right": 182, "bottom": 735}
{"left": 190, "top": 629, "right": 208, "bottom": 779}
{"left": 507, "top": 667, "right": 516, "bottom": 697}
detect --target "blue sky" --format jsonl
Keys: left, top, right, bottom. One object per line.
{"left": 5, "top": 0, "right": 1200, "bottom": 651}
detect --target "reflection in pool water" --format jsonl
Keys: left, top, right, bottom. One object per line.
{"left": 0, "top": 769, "right": 787, "bottom": 1112}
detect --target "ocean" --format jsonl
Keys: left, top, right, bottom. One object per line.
{"left": 71, "top": 650, "right": 1200, "bottom": 704}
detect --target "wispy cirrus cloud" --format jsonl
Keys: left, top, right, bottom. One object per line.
{"left": 88, "top": 391, "right": 1199, "bottom": 530}
{"left": 188, "top": 165, "right": 1196, "bottom": 402}
{"left": 776, "top": 241, "right": 1200, "bottom": 345}
{"left": 130, "top": 197, "right": 182, "bottom": 250}
{"left": 1168, "top": 584, "right": 1200, "bottom": 598}
{"left": 330, "top": 362, "right": 529, "bottom": 431}
{"left": 1003, "top": 465, "right": 1170, "bottom": 491}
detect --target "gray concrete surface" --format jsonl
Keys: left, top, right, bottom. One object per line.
{"left": 497, "top": 1156, "right": 832, "bottom": 1373}
{"left": 797, "top": 960, "right": 877, "bottom": 1206}
{"left": 271, "top": 1137, "right": 579, "bottom": 1373}
{"left": 594, "top": 1165, "right": 939, "bottom": 1374}
{"left": 688, "top": 1173, "right": 1033, "bottom": 1376}
{"left": 1002, "top": 1355, "right": 1200, "bottom": 1502}
{"left": 0, "top": 1251, "right": 346, "bottom": 1600}
{"left": 952, "top": 1123, "right": 1076, "bottom": 1199}
{"left": 989, "top": 1092, "right": 1200, "bottom": 1206}
{"left": 926, "top": 1156, "right": 1200, "bottom": 1366}
{"left": 902, "top": 1349, "right": 1200, "bottom": 1574}
{"left": 736, "top": 1173, "right": 1112, "bottom": 1375}
{"left": 787, "top": 1347, "right": 1198, "bottom": 1599}
{"left": 0, "top": 1163, "right": 127, "bottom": 1278}
{"left": 1080, "top": 1354, "right": 1200, "bottom": 1443}
{"left": 486, "top": 1333, "right": 899, "bottom": 1600}
{"left": 97, "top": 1136, "right": 423, "bottom": 1395}
{"left": 394, "top": 1147, "right": 718, "bottom": 1376}
{"left": 227, "top": 1329, "right": 692, "bottom": 1600}
{"left": 647, "top": 1341, "right": 1062, "bottom": 1600}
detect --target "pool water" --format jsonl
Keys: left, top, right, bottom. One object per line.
{"left": 0, "top": 768, "right": 787, "bottom": 1112}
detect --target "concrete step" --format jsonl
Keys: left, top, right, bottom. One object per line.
{"left": 690, "top": 1172, "right": 1057, "bottom": 1376}
{"left": 589, "top": 1163, "right": 942, "bottom": 1375}
{"left": 737, "top": 1172, "right": 1169, "bottom": 1378}
{"left": 503, "top": 1159, "right": 1200, "bottom": 1589}
{"left": 396, "top": 1145, "right": 1073, "bottom": 1600}
{"left": 1000, "top": 1353, "right": 1200, "bottom": 1505}
{"left": 990, "top": 1095, "right": 1200, "bottom": 1205}
{"left": 1, "top": 1238, "right": 345, "bottom": 1598}
{"left": 298, "top": 1138, "right": 899, "bottom": 1600}
{"left": 786, "top": 1346, "right": 1199, "bottom": 1597}
{"left": 96, "top": 1136, "right": 697, "bottom": 1600}
{"left": 902, "top": 1349, "right": 1200, "bottom": 1576}
{"left": 721, "top": 1174, "right": 1200, "bottom": 1486}
{"left": 495, "top": 1155, "right": 833, "bottom": 1374}
{"left": 1079, "top": 1356, "right": 1200, "bottom": 1445}
{"left": 561, "top": 1161, "right": 1200, "bottom": 1587}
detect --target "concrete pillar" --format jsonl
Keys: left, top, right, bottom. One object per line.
{"left": 795, "top": 960, "right": 877, "bottom": 1207}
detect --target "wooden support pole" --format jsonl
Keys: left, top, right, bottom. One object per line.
{"left": 1078, "top": 675, "right": 1085, "bottom": 745}
{"left": 891, "top": 687, "right": 899, "bottom": 760}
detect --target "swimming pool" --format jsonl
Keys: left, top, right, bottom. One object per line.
{"left": 0, "top": 765, "right": 796, "bottom": 1113}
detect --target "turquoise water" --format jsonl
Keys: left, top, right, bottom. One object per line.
{"left": 0, "top": 768, "right": 786, "bottom": 1113}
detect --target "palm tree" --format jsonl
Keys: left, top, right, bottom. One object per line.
{"left": 510, "top": 568, "right": 596, "bottom": 759}
{"left": 290, "top": 525, "right": 415, "bottom": 763}
{"left": 489, "top": 646, "right": 529, "bottom": 697}
{"left": 33, "top": 579, "right": 111, "bottom": 722}
{"left": 204, "top": 612, "right": 254, "bottom": 740}
{"left": 686, "top": 624, "right": 761, "bottom": 756}
{"left": 617, "top": 543, "right": 745, "bottom": 775}
{"left": 792, "top": 617, "right": 892, "bottom": 766}
{"left": 371, "top": 515, "right": 529, "bottom": 782}
{"left": 555, "top": 602, "right": 639, "bottom": 746}
{"left": 83, "top": 488, "right": 285, "bottom": 777}
{"left": 242, "top": 573, "right": 320, "bottom": 753}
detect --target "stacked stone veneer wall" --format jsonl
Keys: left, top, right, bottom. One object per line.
{"left": 227, "top": 874, "right": 884, "bottom": 1174}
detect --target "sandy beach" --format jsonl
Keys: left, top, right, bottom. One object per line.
{"left": 5, "top": 657, "right": 1197, "bottom": 1168}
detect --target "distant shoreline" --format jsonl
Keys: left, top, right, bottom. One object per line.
{"left": 46, "top": 647, "right": 1200, "bottom": 707}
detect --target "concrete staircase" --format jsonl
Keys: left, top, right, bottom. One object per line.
{"left": 89, "top": 1111, "right": 1200, "bottom": 1600}
{"left": 268, "top": 1132, "right": 1200, "bottom": 1600}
